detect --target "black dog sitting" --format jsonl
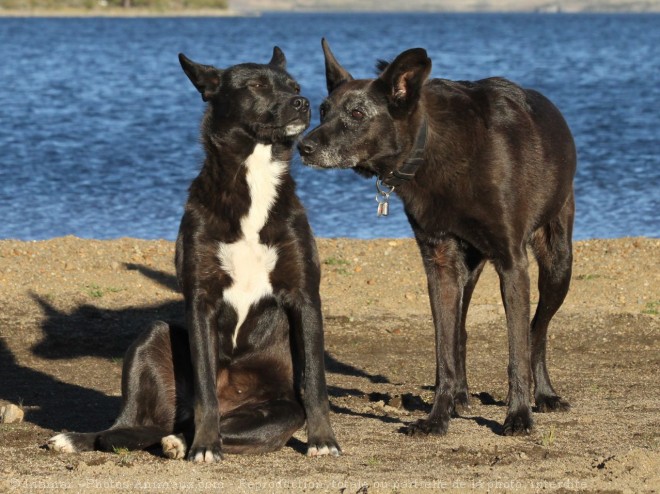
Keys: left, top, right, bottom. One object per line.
{"left": 48, "top": 47, "right": 340, "bottom": 461}
{"left": 299, "top": 39, "right": 576, "bottom": 436}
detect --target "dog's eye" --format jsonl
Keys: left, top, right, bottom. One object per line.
{"left": 319, "top": 107, "right": 326, "bottom": 120}
{"left": 351, "top": 109, "right": 365, "bottom": 121}
{"left": 248, "top": 82, "right": 268, "bottom": 89}
{"left": 293, "top": 84, "right": 301, "bottom": 94}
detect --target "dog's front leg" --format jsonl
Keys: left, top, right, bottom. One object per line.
{"left": 407, "top": 239, "right": 467, "bottom": 436}
{"left": 186, "top": 291, "right": 222, "bottom": 462}
{"left": 496, "top": 253, "right": 533, "bottom": 436}
{"left": 292, "top": 299, "right": 340, "bottom": 456}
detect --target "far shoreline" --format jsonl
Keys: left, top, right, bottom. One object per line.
{"left": 0, "top": 8, "right": 245, "bottom": 18}
{"left": 1, "top": 8, "right": 659, "bottom": 17}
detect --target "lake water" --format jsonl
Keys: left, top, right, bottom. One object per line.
{"left": 0, "top": 13, "right": 658, "bottom": 241}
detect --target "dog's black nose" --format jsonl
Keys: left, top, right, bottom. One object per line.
{"left": 291, "top": 96, "right": 310, "bottom": 113}
{"left": 297, "top": 138, "right": 316, "bottom": 157}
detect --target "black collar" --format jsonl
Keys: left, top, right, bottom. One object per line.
{"left": 380, "top": 118, "right": 428, "bottom": 188}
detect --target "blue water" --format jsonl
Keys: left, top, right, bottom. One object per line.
{"left": 0, "top": 14, "right": 658, "bottom": 240}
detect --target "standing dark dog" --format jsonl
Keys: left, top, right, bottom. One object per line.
{"left": 47, "top": 47, "right": 340, "bottom": 461}
{"left": 299, "top": 40, "right": 576, "bottom": 436}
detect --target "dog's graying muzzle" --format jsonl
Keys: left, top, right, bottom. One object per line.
{"left": 291, "top": 96, "right": 310, "bottom": 113}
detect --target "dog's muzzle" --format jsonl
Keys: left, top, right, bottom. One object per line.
{"left": 284, "top": 96, "right": 310, "bottom": 137}
{"left": 297, "top": 137, "right": 317, "bottom": 159}
{"left": 298, "top": 137, "right": 356, "bottom": 169}
{"left": 291, "top": 96, "right": 310, "bottom": 113}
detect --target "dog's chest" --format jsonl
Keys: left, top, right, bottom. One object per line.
{"left": 216, "top": 144, "right": 285, "bottom": 347}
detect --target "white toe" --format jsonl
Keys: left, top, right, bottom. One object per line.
{"left": 161, "top": 435, "right": 185, "bottom": 460}
{"left": 47, "top": 433, "right": 76, "bottom": 453}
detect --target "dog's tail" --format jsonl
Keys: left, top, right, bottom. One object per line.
{"left": 47, "top": 426, "right": 168, "bottom": 453}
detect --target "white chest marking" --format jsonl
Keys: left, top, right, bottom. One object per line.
{"left": 217, "top": 144, "right": 285, "bottom": 348}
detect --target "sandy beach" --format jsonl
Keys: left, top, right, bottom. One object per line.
{"left": 0, "top": 236, "right": 658, "bottom": 492}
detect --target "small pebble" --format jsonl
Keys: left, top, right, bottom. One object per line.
{"left": 0, "top": 404, "right": 24, "bottom": 424}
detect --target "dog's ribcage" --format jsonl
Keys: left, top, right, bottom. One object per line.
{"left": 217, "top": 144, "right": 284, "bottom": 348}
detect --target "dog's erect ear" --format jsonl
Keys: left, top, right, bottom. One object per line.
{"left": 178, "top": 53, "right": 223, "bottom": 102}
{"left": 322, "top": 38, "right": 354, "bottom": 94}
{"left": 377, "top": 48, "right": 431, "bottom": 113}
{"left": 269, "top": 46, "right": 287, "bottom": 70}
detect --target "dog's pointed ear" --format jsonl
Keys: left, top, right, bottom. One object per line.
{"left": 377, "top": 48, "right": 431, "bottom": 113}
{"left": 178, "top": 53, "right": 223, "bottom": 102}
{"left": 322, "top": 38, "right": 353, "bottom": 94}
{"left": 269, "top": 46, "right": 287, "bottom": 70}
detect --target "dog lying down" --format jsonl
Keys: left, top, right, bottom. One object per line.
{"left": 299, "top": 39, "right": 576, "bottom": 437}
{"left": 47, "top": 47, "right": 340, "bottom": 461}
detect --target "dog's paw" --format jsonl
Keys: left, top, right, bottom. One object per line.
{"left": 503, "top": 407, "right": 534, "bottom": 436}
{"left": 161, "top": 434, "right": 187, "bottom": 460}
{"left": 404, "top": 417, "right": 448, "bottom": 436}
{"left": 453, "top": 391, "right": 471, "bottom": 416}
{"left": 46, "top": 433, "right": 77, "bottom": 453}
{"left": 306, "top": 436, "right": 341, "bottom": 457}
{"left": 187, "top": 441, "right": 223, "bottom": 463}
{"left": 536, "top": 395, "right": 571, "bottom": 413}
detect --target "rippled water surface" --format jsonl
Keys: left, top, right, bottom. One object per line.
{"left": 0, "top": 14, "right": 658, "bottom": 240}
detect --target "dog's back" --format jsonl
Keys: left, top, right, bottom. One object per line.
{"left": 408, "top": 76, "right": 576, "bottom": 255}
{"left": 424, "top": 76, "right": 576, "bottom": 188}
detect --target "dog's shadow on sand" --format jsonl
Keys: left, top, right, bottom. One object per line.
{"left": 0, "top": 264, "right": 185, "bottom": 434}
{"left": 0, "top": 264, "right": 404, "bottom": 437}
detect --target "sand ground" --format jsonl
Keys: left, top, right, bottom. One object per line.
{"left": 0, "top": 236, "right": 658, "bottom": 493}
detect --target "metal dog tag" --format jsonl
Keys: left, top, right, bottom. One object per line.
{"left": 375, "top": 179, "right": 395, "bottom": 218}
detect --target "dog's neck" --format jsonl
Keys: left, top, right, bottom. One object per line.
{"left": 372, "top": 115, "right": 428, "bottom": 217}
{"left": 204, "top": 120, "right": 295, "bottom": 162}
{"left": 188, "top": 126, "right": 294, "bottom": 223}
{"left": 379, "top": 117, "right": 428, "bottom": 188}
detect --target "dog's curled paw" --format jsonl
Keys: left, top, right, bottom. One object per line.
{"left": 306, "top": 437, "right": 341, "bottom": 457}
{"left": 404, "top": 417, "right": 448, "bottom": 436}
{"left": 503, "top": 407, "right": 534, "bottom": 436}
{"left": 46, "top": 433, "right": 77, "bottom": 453}
{"left": 536, "top": 395, "right": 571, "bottom": 413}
{"left": 187, "top": 441, "right": 223, "bottom": 463}
{"left": 161, "top": 434, "right": 187, "bottom": 460}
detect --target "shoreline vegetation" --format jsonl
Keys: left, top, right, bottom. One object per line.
{"left": 1, "top": 0, "right": 659, "bottom": 16}
{"left": 0, "top": 8, "right": 237, "bottom": 17}
{"left": 0, "top": 0, "right": 235, "bottom": 17}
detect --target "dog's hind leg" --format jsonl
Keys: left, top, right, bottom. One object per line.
{"left": 47, "top": 432, "right": 99, "bottom": 453}
{"left": 97, "top": 426, "right": 175, "bottom": 452}
{"left": 47, "top": 426, "right": 172, "bottom": 454}
{"left": 495, "top": 246, "right": 534, "bottom": 436}
{"left": 530, "top": 194, "right": 574, "bottom": 412}
{"left": 103, "top": 321, "right": 193, "bottom": 450}
{"left": 47, "top": 321, "right": 192, "bottom": 454}
{"left": 454, "top": 255, "right": 486, "bottom": 414}
{"left": 218, "top": 399, "right": 306, "bottom": 455}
